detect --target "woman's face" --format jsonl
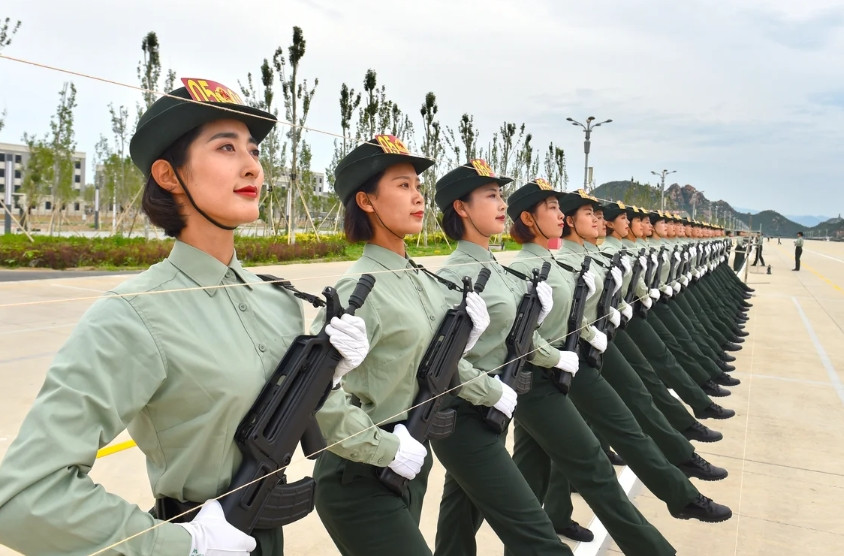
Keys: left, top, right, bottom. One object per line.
{"left": 595, "top": 210, "right": 606, "bottom": 238}
{"left": 642, "top": 218, "right": 654, "bottom": 237}
{"left": 531, "top": 196, "right": 564, "bottom": 239}
{"left": 630, "top": 216, "right": 644, "bottom": 238}
{"left": 566, "top": 204, "right": 599, "bottom": 241}
{"left": 363, "top": 162, "right": 425, "bottom": 237}
{"left": 458, "top": 182, "right": 507, "bottom": 236}
{"left": 608, "top": 213, "right": 630, "bottom": 238}
{"left": 179, "top": 119, "right": 264, "bottom": 228}
{"left": 653, "top": 219, "right": 668, "bottom": 237}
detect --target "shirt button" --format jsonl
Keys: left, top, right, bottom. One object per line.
{"left": 239, "top": 303, "right": 248, "bottom": 311}
{"left": 258, "top": 344, "right": 267, "bottom": 352}
{"left": 417, "top": 286, "right": 423, "bottom": 291}
{"left": 429, "top": 315, "right": 435, "bottom": 321}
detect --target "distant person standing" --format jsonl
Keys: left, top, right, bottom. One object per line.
{"left": 751, "top": 234, "right": 765, "bottom": 266}
{"left": 732, "top": 232, "right": 747, "bottom": 272}
{"left": 793, "top": 232, "right": 804, "bottom": 271}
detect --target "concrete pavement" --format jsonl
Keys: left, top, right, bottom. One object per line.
{"left": 1, "top": 240, "right": 843, "bottom": 555}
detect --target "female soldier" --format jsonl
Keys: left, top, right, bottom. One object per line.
{"left": 0, "top": 79, "right": 368, "bottom": 555}
{"left": 429, "top": 162, "right": 573, "bottom": 556}
{"left": 506, "top": 181, "right": 677, "bottom": 555}
{"left": 312, "top": 139, "right": 508, "bottom": 556}
{"left": 540, "top": 190, "right": 732, "bottom": 525}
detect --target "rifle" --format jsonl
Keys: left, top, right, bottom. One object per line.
{"left": 635, "top": 247, "right": 658, "bottom": 319}
{"left": 584, "top": 252, "right": 622, "bottom": 367}
{"left": 484, "top": 261, "right": 552, "bottom": 433}
{"left": 651, "top": 246, "right": 669, "bottom": 290}
{"left": 378, "top": 268, "right": 491, "bottom": 495}
{"left": 666, "top": 245, "right": 681, "bottom": 284}
{"left": 622, "top": 248, "right": 646, "bottom": 325}
{"left": 220, "top": 274, "right": 376, "bottom": 533}
{"left": 554, "top": 257, "right": 592, "bottom": 394}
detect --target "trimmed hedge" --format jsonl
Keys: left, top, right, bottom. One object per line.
{"left": 0, "top": 235, "right": 347, "bottom": 269}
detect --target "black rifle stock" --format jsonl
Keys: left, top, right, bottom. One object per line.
{"left": 622, "top": 248, "right": 647, "bottom": 325}
{"left": 378, "top": 268, "right": 491, "bottom": 495}
{"left": 585, "top": 252, "right": 622, "bottom": 367}
{"left": 635, "top": 247, "right": 658, "bottom": 318}
{"left": 484, "top": 261, "right": 552, "bottom": 433}
{"left": 220, "top": 274, "right": 376, "bottom": 533}
{"left": 555, "top": 257, "right": 592, "bottom": 394}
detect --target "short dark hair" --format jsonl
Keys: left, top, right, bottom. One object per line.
{"left": 441, "top": 205, "right": 465, "bottom": 241}
{"left": 343, "top": 170, "right": 384, "bottom": 242}
{"left": 141, "top": 125, "right": 203, "bottom": 237}
{"left": 797, "top": 231, "right": 803, "bottom": 237}
{"left": 509, "top": 218, "right": 535, "bottom": 244}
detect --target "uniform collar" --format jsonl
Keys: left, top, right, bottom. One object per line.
{"left": 560, "top": 239, "right": 588, "bottom": 254}
{"left": 362, "top": 243, "right": 416, "bottom": 279}
{"left": 602, "top": 236, "right": 623, "bottom": 249}
{"left": 456, "top": 240, "right": 496, "bottom": 263}
{"left": 168, "top": 240, "right": 251, "bottom": 297}
{"left": 521, "top": 242, "right": 551, "bottom": 258}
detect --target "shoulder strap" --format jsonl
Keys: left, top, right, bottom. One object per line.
{"left": 407, "top": 260, "right": 462, "bottom": 292}
{"left": 256, "top": 274, "right": 326, "bottom": 308}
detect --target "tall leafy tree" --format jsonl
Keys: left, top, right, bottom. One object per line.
{"left": 418, "top": 92, "right": 446, "bottom": 242}
{"left": 47, "top": 83, "right": 77, "bottom": 234}
{"left": 544, "top": 143, "right": 568, "bottom": 191}
{"left": 0, "top": 18, "right": 21, "bottom": 133}
{"left": 137, "top": 32, "right": 161, "bottom": 111}
{"left": 19, "top": 132, "right": 53, "bottom": 231}
{"left": 326, "top": 82, "right": 362, "bottom": 189}
{"left": 278, "top": 26, "right": 319, "bottom": 242}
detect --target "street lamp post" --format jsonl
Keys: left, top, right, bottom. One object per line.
{"left": 650, "top": 169, "right": 676, "bottom": 212}
{"left": 566, "top": 116, "right": 612, "bottom": 191}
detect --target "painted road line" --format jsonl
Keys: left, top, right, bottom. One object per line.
{"left": 792, "top": 297, "right": 844, "bottom": 406}
{"left": 575, "top": 467, "right": 639, "bottom": 556}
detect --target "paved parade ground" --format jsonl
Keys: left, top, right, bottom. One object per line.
{"left": 1, "top": 239, "right": 843, "bottom": 555}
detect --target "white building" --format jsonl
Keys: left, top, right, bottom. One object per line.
{"left": 0, "top": 142, "right": 87, "bottom": 216}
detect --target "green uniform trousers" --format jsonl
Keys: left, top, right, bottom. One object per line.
{"left": 314, "top": 449, "right": 434, "bottom": 556}
{"left": 625, "top": 315, "right": 713, "bottom": 412}
{"left": 648, "top": 305, "right": 716, "bottom": 384}
{"left": 431, "top": 397, "right": 571, "bottom": 556}
{"left": 613, "top": 329, "right": 697, "bottom": 431}
{"left": 511, "top": 365, "right": 676, "bottom": 556}
{"left": 559, "top": 358, "right": 699, "bottom": 513}
{"left": 654, "top": 303, "right": 724, "bottom": 380}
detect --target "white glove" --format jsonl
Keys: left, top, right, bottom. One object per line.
{"left": 660, "top": 284, "right": 674, "bottom": 298}
{"left": 683, "top": 250, "right": 690, "bottom": 262}
{"left": 586, "top": 327, "right": 608, "bottom": 353}
{"left": 608, "top": 306, "right": 621, "bottom": 328}
{"left": 621, "top": 303, "right": 633, "bottom": 321}
{"left": 582, "top": 270, "right": 597, "bottom": 300}
{"left": 642, "top": 295, "right": 653, "bottom": 309}
{"left": 387, "top": 424, "right": 427, "bottom": 480}
{"left": 650, "top": 252, "right": 659, "bottom": 265}
{"left": 690, "top": 246, "right": 697, "bottom": 257}
{"left": 610, "top": 267, "right": 623, "bottom": 295}
{"left": 464, "top": 292, "right": 489, "bottom": 354}
{"left": 554, "top": 350, "right": 579, "bottom": 375}
{"left": 638, "top": 255, "right": 648, "bottom": 271}
{"left": 661, "top": 251, "right": 669, "bottom": 263}
{"left": 720, "top": 255, "right": 726, "bottom": 263}
{"left": 649, "top": 288, "right": 661, "bottom": 301}
{"left": 326, "top": 314, "right": 369, "bottom": 386}
{"left": 493, "top": 376, "right": 518, "bottom": 418}
{"left": 534, "top": 281, "right": 553, "bottom": 325}
{"left": 178, "top": 500, "right": 257, "bottom": 556}
{"left": 680, "top": 275, "right": 689, "bottom": 287}
{"left": 620, "top": 257, "right": 632, "bottom": 276}
{"left": 673, "top": 251, "right": 681, "bottom": 262}
{"left": 685, "top": 271, "right": 692, "bottom": 282}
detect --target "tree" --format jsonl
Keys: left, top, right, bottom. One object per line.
{"left": 19, "top": 133, "right": 53, "bottom": 231}
{"left": 418, "top": 92, "right": 446, "bottom": 242}
{"left": 514, "top": 132, "right": 538, "bottom": 187}
{"left": 544, "top": 143, "right": 568, "bottom": 191}
{"left": 0, "top": 18, "right": 21, "bottom": 132}
{"left": 443, "top": 113, "right": 480, "bottom": 168}
{"left": 47, "top": 83, "right": 78, "bottom": 234}
{"left": 358, "top": 69, "right": 379, "bottom": 140}
{"left": 278, "top": 26, "right": 319, "bottom": 242}
{"left": 137, "top": 32, "right": 161, "bottom": 111}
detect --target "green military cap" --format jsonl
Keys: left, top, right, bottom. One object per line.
{"left": 130, "top": 78, "right": 277, "bottom": 177}
{"left": 435, "top": 159, "right": 512, "bottom": 211}
{"left": 559, "top": 188, "right": 601, "bottom": 215}
{"left": 626, "top": 204, "right": 644, "bottom": 219}
{"left": 506, "top": 178, "right": 564, "bottom": 220}
{"left": 648, "top": 209, "right": 667, "bottom": 224}
{"left": 334, "top": 135, "right": 433, "bottom": 203}
{"left": 602, "top": 200, "right": 629, "bottom": 221}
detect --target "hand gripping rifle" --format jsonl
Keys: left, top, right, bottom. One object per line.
{"left": 220, "top": 274, "right": 376, "bottom": 533}
{"left": 622, "top": 248, "right": 646, "bottom": 326}
{"left": 651, "top": 246, "right": 669, "bottom": 290}
{"left": 378, "top": 268, "right": 491, "bottom": 495}
{"left": 635, "top": 247, "right": 658, "bottom": 319}
{"left": 554, "top": 257, "right": 592, "bottom": 394}
{"left": 483, "top": 261, "right": 552, "bottom": 433}
{"left": 584, "top": 252, "right": 622, "bottom": 367}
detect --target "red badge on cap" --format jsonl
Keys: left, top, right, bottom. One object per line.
{"left": 181, "top": 78, "right": 244, "bottom": 105}
{"left": 375, "top": 135, "right": 411, "bottom": 155}
{"left": 470, "top": 159, "right": 496, "bottom": 177}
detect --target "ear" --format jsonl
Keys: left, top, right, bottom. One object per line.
{"left": 355, "top": 191, "right": 375, "bottom": 214}
{"left": 150, "top": 160, "right": 182, "bottom": 194}
{"left": 564, "top": 214, "right": 575, "bottom": 228}
{"left": 519, "top": 211, "right": 534, "bottom": 227}
{"left": 453, "top": 199, "right": 470, "bottom": 218}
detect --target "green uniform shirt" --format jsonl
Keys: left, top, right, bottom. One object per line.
{"left": 557, "top": 239, "right": 603, "bottom": 342}
{"left": 795, "top": 237, "right": 804, "bottom": 248}
{"left": 620, "top": 237, "right": 650, "bottom": 303}
{"left": 0, "top": 240, "right": 304, "bottom": 556}
{"left": 509, "top": 243, "right": 577, "bottom": 348}
{"left": 315, "top": 244, "right": 502, "bottom": 467}
{"left": 437, "top": 241, "right": 560, "bottom": 372}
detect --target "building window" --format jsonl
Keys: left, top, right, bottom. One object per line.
{"left": 74, "top": 174, "right": 81, "bottom": 183}
{"left": 75, "top": 160, "right": 81, "bottom": 169}
{"left": 0, "top": 168, "right": 4, "bottom": 178}
{"left": 45, "top": 201, "right": 52, "bottom": 210}
{"left": 15, "top": 170, "right": 21, "bottom": 179}
{"left": 14, "top": 155, "right": 22, "bottom": 163}
{"left": 74, "top": 202, "right": 80, "bottom": 211}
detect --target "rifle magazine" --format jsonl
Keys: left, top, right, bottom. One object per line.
{"left": 427, "top": 408, "right": 457, "bottom": 440}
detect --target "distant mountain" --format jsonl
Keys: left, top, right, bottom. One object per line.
{"left": 807, "top": 216, "right": 844, "bottom": 239}
{"left": 731, "top": 207, "right": 759, "bottom": 215}
{"left": 591, "top": 180, "right": 803, "bottom": 235}
{"left": 784, "top": 214, "right": 833, "bottom": 227}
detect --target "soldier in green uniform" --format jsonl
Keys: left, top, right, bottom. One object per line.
{"left": 794, "top": 232, "right": 804, "bottom": 270}
{"left": 0, "top": 79, "right": 372, "bottom": 555}
{"left": 429, "top": 163, "right": 573, "bottom": 556}
{"left": 733, "top": 231, "right": 748, "bottom": 271}
{"left": 312, "top": 138, "right": 506, "bottom": 556}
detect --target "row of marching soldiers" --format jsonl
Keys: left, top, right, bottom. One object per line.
{"left": 0, "top": 82, "right": 752, "bottom": 556}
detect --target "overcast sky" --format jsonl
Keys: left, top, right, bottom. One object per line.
{"left": 1, "top": 0, "right": 842, "bottom": 218}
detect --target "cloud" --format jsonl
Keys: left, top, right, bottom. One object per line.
{"left": 747, "top": 7, "right": 844, "bottom": 50}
